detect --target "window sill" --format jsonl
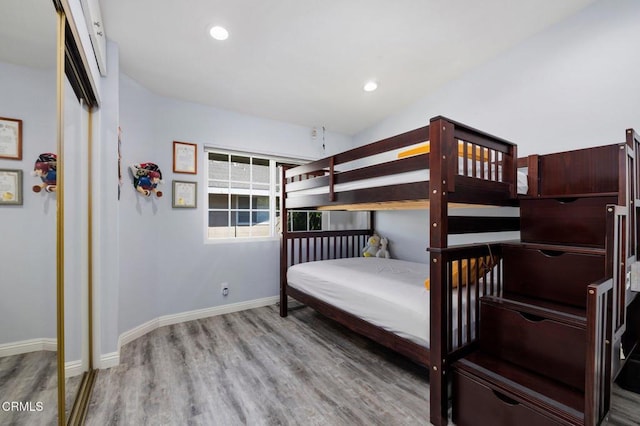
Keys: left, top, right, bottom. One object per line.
{"left": 204, "top": 236, "right": 280, "bottom": 245}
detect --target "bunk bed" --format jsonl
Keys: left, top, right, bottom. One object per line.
{"left": 450, "top": 132, "right": 640, "bottom": 426}
{"left": 279, "top": 116, "right": 524, "bottom": 425}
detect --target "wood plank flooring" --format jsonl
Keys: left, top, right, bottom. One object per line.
{"left": 85, "top": 304, "right": 640, "bottom": 425}
{"left": 0, "top": 351, "right": 58, "bottom": 426}
{"left": 0, "top": 351, "right": 83, "bottom": 425}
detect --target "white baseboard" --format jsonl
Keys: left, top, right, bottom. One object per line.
{"left": 100, "top": 296, "right": 279, "bottom": 369}
{"left": 98, "top": 351, "right": 120, "bottom": 369}
{"left": 157, "top": 296, "right": 280, "bottom": 329}
{"left": 0, "top": 338, "right": 83, "bottom": 377}
{"left": 65, "top": 360, "right": 84, "bottom": 378}
{"left": 0, "top": 338, "right": 57, "bottom": 357}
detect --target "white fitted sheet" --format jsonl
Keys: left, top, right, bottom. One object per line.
{"left": 287, "top": 257, "right": 475, "bottom": 348}
{"left": 288, "top": 257, "right": 478, "bottom": 348}
{"left": 288, "top": 257, "right": 430, "bottom": 346}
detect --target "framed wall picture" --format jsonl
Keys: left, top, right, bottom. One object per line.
{"left": 0, "top": 169, "right": 23, "bottom": 205}
{"left": 0, "top": 117, "right": 23, "bottom": 160}
{"left": 172, "top": 180, "right": 197, "bottom": 208}
{"left": 173, "top": 141, "right": 197, "bottom": 174}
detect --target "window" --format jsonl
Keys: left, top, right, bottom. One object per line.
{"left": 206, "top": 148, "right": 370, "bottom": 240}
{"left": 288, "top": 211, "right": 323, "bottom": 232}
{"left": 285, "top": 210, "right": 370, "bottom": 233}
{"left": 206, "top": 150, "right": 299, "bottom": 239}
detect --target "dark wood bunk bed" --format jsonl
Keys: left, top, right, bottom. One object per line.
{"left": 451, "top": 131, "right": 640, "bottom": 426}
{"left": 279, "top": 116, "right": 522, "bottom": 426}
{"left": 280, "top": 117, "right": 640, "bottom": 425}
{"left": 450, "top": 130, "right": 640, "bottom": 426}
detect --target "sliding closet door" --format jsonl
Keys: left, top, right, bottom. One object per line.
{"left": 62, "top": 77, "right": 92, "bottom": 422}
{"left": 0, "top": 1, "right": 59, "bottom": 424}
{"left": 55, "top": 2, "right": 101, "bottom": 423}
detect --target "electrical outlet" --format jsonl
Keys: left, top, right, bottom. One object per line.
{"left": 221, "top": 282, "right": 229, "bottom": 296}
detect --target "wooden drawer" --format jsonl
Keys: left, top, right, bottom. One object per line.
{"left": 479, "top": 300, "right": 586, "bottom": 391}
{"left": 520, "top": 196, "right": 616, "bottom": 248}
{"left": 503, "top": 245, "right": 606, "bottom": 308}
{"left": 453, "top": 368, "right": 563, "bottom": 426}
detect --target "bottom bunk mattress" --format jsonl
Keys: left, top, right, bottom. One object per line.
{"left": 287, "top": 257, "right": 432, "bottom": 347}
{"left": 287, "top": 257, "right": 479, "bottom": 348}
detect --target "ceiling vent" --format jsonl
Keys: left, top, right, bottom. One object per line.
{"left": 80, "top": 0, "right": 107, "bottom": 76}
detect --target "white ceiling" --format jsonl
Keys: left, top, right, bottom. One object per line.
{"left": 3, "top": 1, "right": 599, "bottom": 136}
{"left": 0, "top": 0, "right": 57, "bottom": 69}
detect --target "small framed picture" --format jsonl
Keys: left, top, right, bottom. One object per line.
{"left": 0, "top": 117, "right": 23, "bottom": 160}
{"left": 173, "top": 141, "right": 197, "bottom": 174}
{"left": 0, "top": 169, "right": 23, "bottom": 205}
{"left": 172, "top": 180, "right": 197, "bottom": 208}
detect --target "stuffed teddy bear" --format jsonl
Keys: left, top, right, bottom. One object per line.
{"left": 362, "top": 234, "right": 381, "bottom": 257}
{"left": 376, "top": 237, "right": 391, "bottom": 259}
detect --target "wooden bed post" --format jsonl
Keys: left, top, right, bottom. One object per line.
{"left": 526, "top": 154, "right": 540, "bottom": 197}
{"left": 625, "top": 129, "right": 638, "bottom": 261}
{"left": 280, "top": 165, "right": 289, "bottom": 317}
{"left": 429, "top": 116, "right": 455, "bottom": 426}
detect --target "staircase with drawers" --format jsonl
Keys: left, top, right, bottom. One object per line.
{"left": 452, "top": 140, "right": 638, "bottom": 425}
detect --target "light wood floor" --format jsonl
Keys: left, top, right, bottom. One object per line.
{"left": 0, "top": 351, "right": 83, "bottom": 425}
{"left": 85, "top": 304, "right": 640, "bottom": 425}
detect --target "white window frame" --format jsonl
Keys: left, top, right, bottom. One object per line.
{"left": 205, "top": 148, "right": 302, "bottom": 241}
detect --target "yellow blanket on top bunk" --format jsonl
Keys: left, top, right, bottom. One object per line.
{"left": 398, "top": 141, "right": 490, "bottom": 161}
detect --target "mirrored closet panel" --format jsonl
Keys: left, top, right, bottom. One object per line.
{"left": 62, "top": 77, "right": 93, "bottom": 424}
{"left": 0, "top": 1, "right": 59, "bottom": 424}
{"left": 1, "top": 1, "right": 97, "bottom": 424}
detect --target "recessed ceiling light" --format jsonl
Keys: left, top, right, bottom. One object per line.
{"left": 209, "top": 26, "right": 229, "bottom": 41}
{"left": 363, "top": 81, "right": 378, "bottom": 92}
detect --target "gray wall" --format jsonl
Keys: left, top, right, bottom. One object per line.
{"left": 0, "top": 62, "right": 57, "bottom": 346}
{"left": 112, "top": 71, "right": 353, "bottom": 352}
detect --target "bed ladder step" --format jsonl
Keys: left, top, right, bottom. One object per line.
{"left": 518, "top": 196, "right": 617, "bottom": 248}
{"left": 479, "top": 295, "right": 587, "bottom": 392}
{"left": 453, "top": 351, "right": 584, "bottom": 426}
{"left": 501, "top": 243, "right": 607, "bottom": 308}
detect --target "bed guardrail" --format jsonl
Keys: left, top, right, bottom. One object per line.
{"left": 450, "top": 119, "right": 516, "bottom": 187}
{"left": 282, "top": 229, "right": 371, "bottom": 268}
{"left": 428, "top": 242, "right": 503, "bottom": 426}
{"left": 283, "top": 116, "right": 518, "bottom": 210}
{"left": 279, "top": 228, "right": 372, "bottom": 317}
{"left": 430, "top": 243, "right": 503, "bottom": 356}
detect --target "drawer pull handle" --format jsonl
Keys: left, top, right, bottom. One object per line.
{"left": 539, "top": 249, "right": 564, "bottom": 257}
{"left": 555, "top": 197, "right": 578, "bottom": 204}
{"left": 492, "top": 390, "right": 519, "bottom": 406}
{"left": 519, "top": 312, "right": 546, "bottom": 322}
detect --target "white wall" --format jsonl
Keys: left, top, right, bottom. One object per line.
{"left": 354, "top": 0, "right": 640, "bottom": 156}
{"left": 360, "top": 0, "right": 640, "bottom": 260}
{"left": 0, "top": 62, "right": 57, "bottom": 346}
